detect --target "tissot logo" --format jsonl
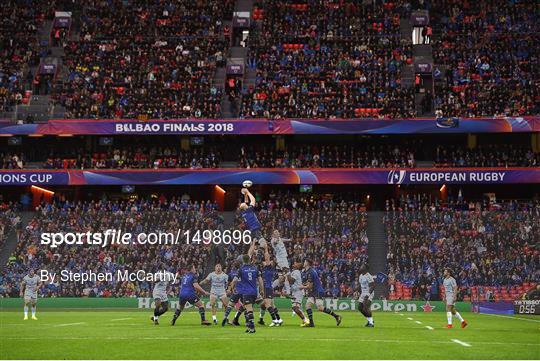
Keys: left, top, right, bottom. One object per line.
{"left": 387, "top": 170, "right": 407, "bottom": 184}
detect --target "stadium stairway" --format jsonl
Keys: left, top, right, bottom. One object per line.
{"left": 366, "top": 211, "right": 388, "bottom": 298}
{"left": 0, "top": 212, "right": 34, "bottom": 271}
{"left": 202, "top": 212, "right": 236, "bottom": 277}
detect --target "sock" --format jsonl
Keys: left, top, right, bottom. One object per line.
{"left": 154, "top": 306, "right": 161, "bottom": 317}
{"left": 367, "top": 317, "right": 373, "bottom": 324}
{"left": 234, "top": 307, "right": 244, "bottom": 323}
{"left": 246, "top": 310, "right": 255, "bottom": 329}
{"left": 454, "top": 312, "right": 464, "bottom": 322}
{"left": 198, "top": 307, "right": 206, "bottom": 321}
{"left": 274, "top": 309, "right": 281, "bottom": 321}
{"left": 173, "top": 308, "right": 181, "bottom": 321}
{"left": 157, "top": 304, "right": 168, "bottom": 316}
{"left": 446, "top": 312, "right": 452, "bottom": 325}
{"left": 323, "top": 307, "right": 338, "bottom": 319}
{"left": 224, "top": 305, "right": 232, "bottom": 319}
{"left": 259, "top": 305, "right": 266, "bottom": 320}
{"left": 24, "top": 306, "right": 28, "bottom": 317}
{"left": 31, "top": 306, "right": 36, "bottom": 317}
{"left": 307, "top": 308, "right": 314, "bottom": 326}
{"left": 268, "top": 306, "right": 277, "bottom": 321}
{"left": 212, "top": 315, "right": 217, "bottom": 321}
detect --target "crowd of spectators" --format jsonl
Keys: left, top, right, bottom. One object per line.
{"left": 41, "top": 146, "right": 222, "bottom": 169}
{"left": 0, "top": 198, "right": 222, "bottom": 297}
{"left": 0, "top": 153, "right": 25, "bottom": 169}
{"left": 240, "top": 0, "right": 415, "bottom": 119}
{"left": 53, "top": 0, "right": 233, "bottom": 119}
{"left": 239, "top": 144, "right": 416, "bottom": 168}
{"left": 434, "top": 144, "right": 539, "bottom": 168}
{"left": 432, "top": 0, "right": 540, "bottom": 117}
{"left": 0, "top": 202, "right": 21, "bottom": 249}
{"left": 384, "top": 194, "right": 539, "bottom": 301}
{"left": 0, "top": 1, "right": 47, "bottom": 113}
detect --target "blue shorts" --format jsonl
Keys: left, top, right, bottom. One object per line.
{"left": 241, "top": 294, "right": 257, "bottom": 305}
{"left": 230, "top": 293, "right": 242, "bottom": 304}
{"left": 263, "top": 287, "right": 274, "bottom": 299}
{"left": 178, "top": 295, "right": 200, "bottom": 307}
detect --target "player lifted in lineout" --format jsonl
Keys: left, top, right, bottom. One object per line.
{"left": 21, "top": 269, "right": 41, "bottom": 320}
{"left": 302, "top": 259, "right": 342, "bottom": 327}
{"left": 171, "top": 265, "right": 211, "bottom": 326}
{"left": 443, "top": 268, "right": 468, "bottom": 329}
{"left": 358, "top": 264, "right": 375, "bottom": 327}
{"left": 238, "top": 184, "right": 265, "bottom": 247}
{"left": 200, "top": 263, "right": 229, "bottom": 325}
{"left": 150, "top": 268, "right": 176, "bottom": 325}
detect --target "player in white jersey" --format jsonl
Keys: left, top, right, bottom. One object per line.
{"left": 288, "top": 260, "right": 309, "bottom": 326}
{"left": 270, "top": 230, "right": 292, "bottom": 295}
{"left": 443, "top": 268, "right": 467, "bottom": 328}
{"left": 20, "top": 269, "right": 41, "bottom": 320}
{"left": 357, "top": 265, "right": 375, "bottom": 327}
{"left": 200, "top": 263, "right": 229, "bottom": 325}
{"left": 151, "top": 270, "right": 176, "bottom": 325}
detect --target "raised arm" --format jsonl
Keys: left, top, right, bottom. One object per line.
{"left": 194, "top": 282, "right": 209, "bottom": 296}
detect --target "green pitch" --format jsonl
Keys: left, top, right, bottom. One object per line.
{"left": 1, "top": 310, "right": 538, "bottom": 359}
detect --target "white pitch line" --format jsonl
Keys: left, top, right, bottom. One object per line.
{"left": 399, "top": 313, "right": 404, "bottom": 316}
{"left": 425, "top": 326, "right": 434, "bottom": 330}
{"left": 480, "top": 313, "right": 540, "bottom": 323}
{"left": 407, "top": 317, "right": 413, "bottom": 320}
{"left": 415, "top": 321, "right": 422, "bottom": 324}
{"left": 52, "top": 322, "right": 86, "bottom": 327}
{"left": 4, "top": 336, "right": 537, "bottom": 347}
{"left": 110, "top": 318, "right": 133, "bottom": 322}
{"left": 451, "top": 339, "right": 471, "bottom": 347}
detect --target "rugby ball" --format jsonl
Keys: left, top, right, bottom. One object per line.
{"left": 242, "top": 180, "right": 253, "bottom": 188}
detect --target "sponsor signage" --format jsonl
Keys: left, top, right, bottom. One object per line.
{"left": 0, "top": 168, "right": 538, "bottom": 186}
{"left": 226, "top": 64, "right": 244, "bottom": 75}
{"left": 0, "top": 116, "right": 538, "bottom": 135}
{"left": 0, "top": 297, "right": 471, "bottom": 312}
{"left": 39, "top": 63, "right": 57, "bottom": 75}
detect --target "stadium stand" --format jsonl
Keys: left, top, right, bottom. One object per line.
{"left": 431, "top": 0, "right": 540, "bottom": 117}
{"left": 240, "top": 0, "right": 415, "bottom": 118}
{"left": 53, "top": 0, "right": 233, "bottom": 119}
{"left": 0, "top": 1, "right": 48, "bottom": 113}
{"left": 384, "top": 195, "right": 539, "bottom": 301}
{"left": 6, "top": 141, "right": 538, "bottom": 169}
{"left": 0, "top": 199, "right": 221, "bottom": 297}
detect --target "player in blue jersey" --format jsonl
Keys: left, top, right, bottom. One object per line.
{"left": 222, "top": 260, "right": 246, "bottom": 326}
{"left": 238, "top": 188, "right": 265, "bottom": 246}
{"left": 171, "top": 265, "right": 211, "bottom": 326}
{"left": 230, "top": 252, "right": 264, "bottom": 333}
{"left": 302, "top": 259, "right": 342, "bottom": 327}
{"left": 259, "top": 242, "right": 283, "bottom": 326}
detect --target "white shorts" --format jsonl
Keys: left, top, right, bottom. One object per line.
{"left": 306, "top": 297, "right": 324, "bottom": 307}
{"left": 445, "top": 294, "right": 455, "bottom": 306}
{"left": 210, "top": 291, "right": 227, "bottom": 299}
{"left": 276, "top": 256, "right": 290, "bottom": 270}
{"left": 291, "top": 291, "right": 303, "bottom": 306}
{"left": 153, "top": 291, "right": 168, "bottom": 302}
{"left": 24, "top": 294, "right": 37, "bottom": 303}
{"left": 359, "top": 292, "right": 374, "bottom": 302}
